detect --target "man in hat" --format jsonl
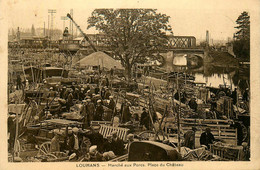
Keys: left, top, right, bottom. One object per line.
{"left": 95, "top": 100, "right": 104, "bottom": 121}
{"left": 183, "top": 127, "right": 197, "bottom": 149}
{"left": 111, "top": 131, "right": 125, "bottom": 156}
{"left": 200, "top": 127, "right": 215, "bottom": 149}
{"left": 50, "top": 129, "right": 61, "bottom": 152}
{"left": 68, "top": 127, "right": 82, "bottom": 157}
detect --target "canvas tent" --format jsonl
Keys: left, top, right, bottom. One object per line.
{"left": 75, "top": 51, "right": 123, "bottom": 70}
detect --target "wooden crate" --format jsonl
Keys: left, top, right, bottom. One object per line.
{"left": 99, "top": 125, "right": 129, "bottom": 142}
{"left": 210, "top": 144, "right": 243, "bottom": 160}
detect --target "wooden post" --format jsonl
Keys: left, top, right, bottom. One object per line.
{"left": 177, "top": 72, "right": 181, "bottom": 153}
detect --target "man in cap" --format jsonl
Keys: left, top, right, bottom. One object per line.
{"left": 104, "top": 88, "right": 111, "bottom": 100}
{"left": 83, "top": 84, "right": 90, "bottom": 94}
{"left": 140, "top": 108, "right": 150, "bottom": 130}
{"left": 73, "top": 88, "right": 80, "bottom": 100}
{"left": 50, "top": 129, "right": 61, "bottom": 152}
{"left": 79, "top": 88, "right": 86, "bottom": 100}
{"left": 48, "top": 87, "right": 56, "bottom": 98}
{"left": 25, "top": 79, "right": 30, "bottom": 90}
{"left": 111, "top": 131, "right": 125, "bottom": 156}
{"left": 94, "top": 85, "right": 100, "bottom": 95}
{"left": 243, "top": 88, "right": 249, "bottom": 102}
{"left": 80, "top": 100, "right": 88, "bottom": 129}
{"left": 71, "top": 82, "right": 76, "bottom": 91}
{"left": 85, "top": 90, "right": 92, "bottom": 98}
{"left": 184, "top": 127, "right": 197, "bottom": 149}
{"left": 61, "top": 126, "right": 72, "bottom": 151}
{"left": 66, "top": 89, "right": 74, "bottom": 112}
{"left": 60, "top": 86, "right": 67, "bottom": 99}
{"left": 100, "top": 86, "right": 106, "bottom": 99}
{"left": 231, "top": 88, "right": 238, "bottom": 105}
{"left": 89, "top": 145, "right": 103, "bottom": 161}
{"left": 125, "top": 134, "right": 134, "bottom": 151}
{"left": 188, "top": 97, "right": 198, "bottom": 112}
{"left": 108, "top": 96, "right": 116, "bottom": 111}
{"left": 103, "top": 151, "right": 116, "bottom": 161}
{"left": 91, "top": 93, "right": 97, "bottom": 107}
{"left": 68, "top": 153, "right": 77, "bottom": 161}
{"left": 16, "top": 74, "right": 22, "bottom": 90}
{"left": 95, "top": 100, "right": 104, "bottom": 121}
{"left": 87, "top": 99, "right": 95, "bottom": 124}
{"left": 200, "top": 127, "right": 215, "bottom": 149}
{"left": 88, "top": 126, "right": 104, "bottom": 153}
{"left": 103, "top": 135, "right": 113, "bottom": 153}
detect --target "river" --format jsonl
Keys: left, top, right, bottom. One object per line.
{"left": 171, "top": 55, "right": 249, "bottom": 92}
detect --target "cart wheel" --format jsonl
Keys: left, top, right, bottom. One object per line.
{"left": 46, "top": 153, "right": 58, "bottom": 160}
{"left": 37, "top": 142, "right": 52, "bottom": 156}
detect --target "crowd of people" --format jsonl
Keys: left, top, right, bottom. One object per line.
{"left": 48, "top": 125, "right": 135, "bottom": 161}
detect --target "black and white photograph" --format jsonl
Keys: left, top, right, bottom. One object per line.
{"left": 1, "top": 0, "right": 260, "bottom": 168}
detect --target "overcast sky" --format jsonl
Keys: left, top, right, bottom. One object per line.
{"left": 4, "top": 0, "right": 258, "bottom": 41}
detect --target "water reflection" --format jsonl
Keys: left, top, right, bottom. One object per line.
{"left": 170, "top": 55, "right": 249, "bottom": 91}
{"left": 193, "top": 73, "right": 235, "bottom": 89}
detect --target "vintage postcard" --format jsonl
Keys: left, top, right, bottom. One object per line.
{"left": 0, "top": 0, "right": 259, "bottom": 169}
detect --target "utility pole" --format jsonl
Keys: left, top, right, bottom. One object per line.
{"left": 48, "top": 9, "right": 56, "bottom": 40}
{"left": 48, "top": 15, "right": 50, "bottom": 39}
{"left": 44, "top": 22, "right": 45, "bottom": 36}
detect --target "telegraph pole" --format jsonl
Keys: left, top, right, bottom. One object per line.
{"left": 48, "top": 15, "right": 50, "bottom": 38}
{"left": 44, "top": 22, "right": 45, "bottom": 36}
{"left": 48, "top": 9, "right": 56, "bottom": 40}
